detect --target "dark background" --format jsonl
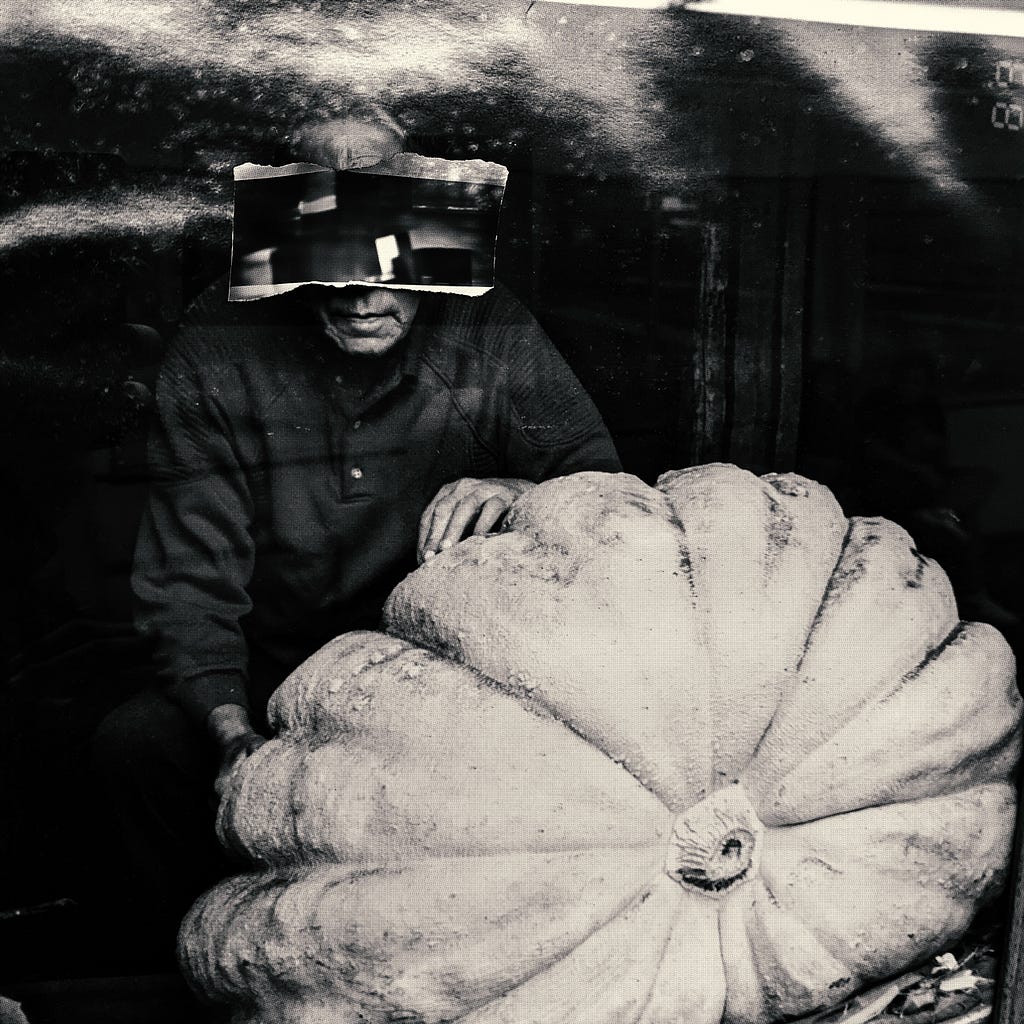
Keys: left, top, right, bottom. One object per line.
{"left": 1, "top": 0, "right": 1023, "bottom": 1011}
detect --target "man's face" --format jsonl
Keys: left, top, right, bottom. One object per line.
{"left": 302, "top": 286, "right": 421, "bottom": 357}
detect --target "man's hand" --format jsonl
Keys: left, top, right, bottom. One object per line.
{"left": 207, "top": 704, "right": 267, "bottom": 799}
{"left": 418, "top": 478, "right": 534, "bottom": 563}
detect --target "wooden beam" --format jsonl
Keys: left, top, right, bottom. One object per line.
{"left": 689, "top": 177, "right": 810, "bottom": 472}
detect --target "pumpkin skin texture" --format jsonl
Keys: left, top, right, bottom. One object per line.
{"left": 179, "top": 465, "right": 1021, "bottom": 1024}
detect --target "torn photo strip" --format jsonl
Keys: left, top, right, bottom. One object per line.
{"left": 229, "top": 155, "right": 509, "bottom": 301}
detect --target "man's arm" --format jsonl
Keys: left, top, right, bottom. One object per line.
{"left": 208, "top": 704, "right": 267, "bottom": 797}
{"left": 417, "top": 291, "right": 621, "bottom": 561}
{"left": 132, "top": 336, "right": 265, "bottom": 788}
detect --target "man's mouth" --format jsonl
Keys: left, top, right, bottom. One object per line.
{"left": 328, "top": 310, "right": 395, "bottom": 321}
{"left": 322, "top": 310, "right": 399, "bottom": 339}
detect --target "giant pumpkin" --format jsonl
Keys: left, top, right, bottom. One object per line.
{"left": 179, "top": 465, "right": 1021, "bottom": 1024}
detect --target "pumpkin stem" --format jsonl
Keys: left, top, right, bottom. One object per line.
{"left": 665, "top": 783, "right": 763, "bottom": 896}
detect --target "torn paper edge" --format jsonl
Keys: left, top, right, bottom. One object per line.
{"left": 229, "top": 282, "right": 493, "bottom": 299}
{"left": 233, "top": 155, "right": 509, "bottom": 187}
{"left": 229, "top": 155, "right": 509, "bottom": 300}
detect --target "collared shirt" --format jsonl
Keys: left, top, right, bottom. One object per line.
{"left": 132, "top": 282, "right": 621, "bottom": 723}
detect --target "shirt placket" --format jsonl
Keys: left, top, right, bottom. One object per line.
{"left": 332, "top": 362, "right": 415, "bottom": 495}
{"left": 329, "top": 374, "right": 367, "bottom": 495}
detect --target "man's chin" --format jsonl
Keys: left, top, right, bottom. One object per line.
{"left": 333, "top": 338, "right": 399, "bottom": 356}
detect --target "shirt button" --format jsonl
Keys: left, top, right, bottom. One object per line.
{"left": 351, "top": 419, "right": 362, "bottom": 431}
{"left": 350, "top": 467, "right": 364, "bottom": 480}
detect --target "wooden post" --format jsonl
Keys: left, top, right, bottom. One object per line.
{"left": 690, "top": 220, "right": 730, "bottom": 466}
{"left": 689, "top": 177, "right": 810, "bottom": 472}
{"left": 996, "top": 789, "right": 1024, "bottom": 1024}
{"left": 774, "top": 177, "right": 812, "bottom": 470}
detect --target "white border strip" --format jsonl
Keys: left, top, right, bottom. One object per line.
{"left": 537, "top": 0, "right": 1024, "bottom": 37}
{"left": 684, "top": 0, "right": 1024, "bottom": 36}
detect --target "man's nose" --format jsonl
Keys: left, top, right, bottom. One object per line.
{"left": 327, "top": 286, "right": 375, "bottom": 314}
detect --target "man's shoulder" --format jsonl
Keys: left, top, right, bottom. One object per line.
{"left": 169, "top": 275, "right": 309, "bottom": 370}
{"left": 422, "top": 283, "right": 547, "bottom": 369}
{"left": 432, "top": 281, "right": 536, "bottom": 331}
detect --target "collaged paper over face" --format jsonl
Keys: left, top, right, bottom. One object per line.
{"left": 229, "top": 155, "right": 509, "bottom": 300}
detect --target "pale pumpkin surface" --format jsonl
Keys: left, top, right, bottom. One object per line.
{"left": 179, "top": 465, "right": 1021, "bottom": 1024}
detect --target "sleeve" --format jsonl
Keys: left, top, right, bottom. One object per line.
{"left": 492, "top": 294, "right": 622, "bottom": 480}
{"left": 131, "top": 335, "right": 256, "bottom": 726}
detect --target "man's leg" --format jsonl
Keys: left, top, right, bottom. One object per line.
{"left": 89, "top": 689, "right": 229, "bottom": 969}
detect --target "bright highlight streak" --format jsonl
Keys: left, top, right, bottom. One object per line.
{"left": 0, "top": 189, "right": 225, "bottom": 252}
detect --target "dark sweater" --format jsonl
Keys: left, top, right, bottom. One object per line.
{"left": 132, "top": 282, "right": 621, "bottom": 723}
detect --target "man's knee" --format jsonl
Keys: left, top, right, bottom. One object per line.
{"left": 91, "top": 691, "right": 208, "bottom": 791}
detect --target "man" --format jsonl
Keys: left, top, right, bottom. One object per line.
{"left": 90, "top": 116, "right": 621, "bottom": 965}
